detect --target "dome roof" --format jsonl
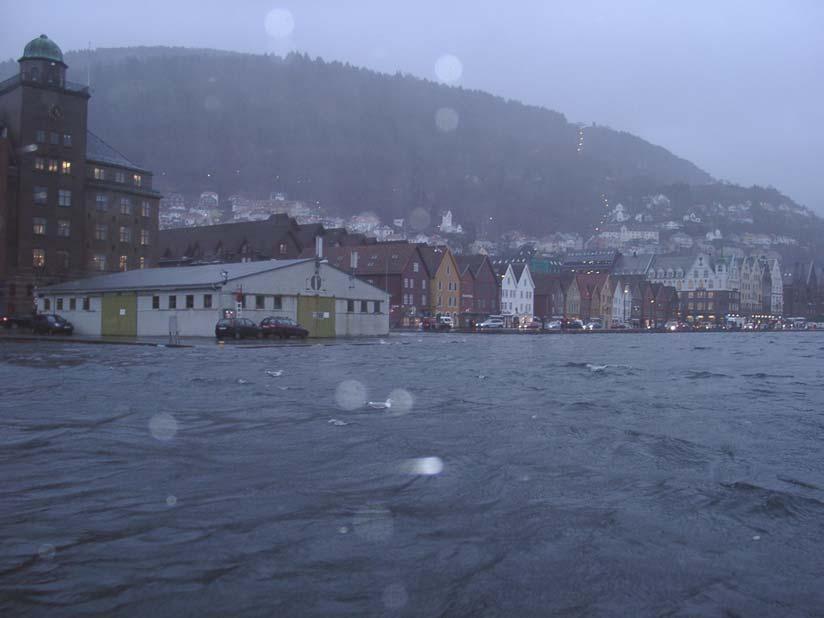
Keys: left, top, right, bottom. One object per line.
{"left": 20, "top": 34, "right": 64, "bottom": 64}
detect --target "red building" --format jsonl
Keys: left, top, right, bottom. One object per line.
{"left": 318, "top": 243, "right": 429, "bottom": 327}
{"left": 533, "top": 273, "right": 567, "bottom": 320}
{"left": 456, "top": 254, "right": 500, "bottom": 326}
{"left": 575, "top": 273, "right": 607, "bottom": 322}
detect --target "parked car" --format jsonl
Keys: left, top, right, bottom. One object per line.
{"left": 215, "top": 317, "right": 261, "bottom": 340}
{"left": 1, "top": 314, "right": 34, "bottom": 330}
{"left": 561, "top": 319, "right": 584, "bottom": 330}
{"left": 583, "top": 319, "right": 603, "bottom": 330}
{"left": 260, "top": 316, "right": 309, "bottom": 339}
{"left": 422, "top": 316, "right": 452, "bottom": 331}
{"left": 32, "top": 314, "right": 74, "bottom": 335}
{"left": 545, "top": 320, "right": 562, "bottom": 330}
{"left": 520, "top": 319, "right": 542, "bottom": 330}
{"left": 478, "top": 317, "right": 504, "bottom": 329}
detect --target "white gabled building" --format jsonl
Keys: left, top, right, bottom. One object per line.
{"left": 495, "top": 262, "right": 534, "bottom": 325}
{"left": 36, "top": 259, "right": 389, "bottom": 338}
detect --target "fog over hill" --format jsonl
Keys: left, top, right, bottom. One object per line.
{"left": 2, "top": 46, "right": 822, "bottom": 259}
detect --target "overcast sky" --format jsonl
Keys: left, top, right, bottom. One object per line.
{"left": 2, "top": 0, "right": 822, "bottom": 212}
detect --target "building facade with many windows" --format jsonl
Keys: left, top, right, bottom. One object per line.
{"left": 0, "top": 35, "right": 160, "bottom": 316}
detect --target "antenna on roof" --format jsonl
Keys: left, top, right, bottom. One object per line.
{"left": 86, "top": 41, "right": 92, "bottom": 88}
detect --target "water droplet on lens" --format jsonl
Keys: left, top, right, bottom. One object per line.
{"left": 435, "top": 107, "right": 459, "bottom": 132}
{"left": 408, "top": 207, "right": 431, "bottom": 232}
{"left": 166, "top": 495, "right": 177, "bottom": 507}
{"left": 388, "top": 388, "right": 413, "bottom": 413}
{"left": 149, "top": 413, "right": 178, "bottom": 441}
{"left": 434, "top": 54, "right": 463, "bottom": 83}
{"left": 382, "top": 583, "right": 408, "bottom": 609}
{"left": 335, "top": 380, "right": 367, "bottom": 410}
{"left": 264, "top": 8, "right": 295, "bottom": 38}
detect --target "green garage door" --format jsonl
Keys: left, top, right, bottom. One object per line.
{"left": 297, "top": 295, "right": 336, "bottom": 338}
{"left": 101, "top": 293, "right": 137, "bottom": 337}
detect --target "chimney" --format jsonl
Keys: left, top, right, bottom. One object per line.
{"left": 350, "top": 251, "right": 359, "bottom": 270}
{"left": 315, "top": 235, "right": 323, "bottom": 259}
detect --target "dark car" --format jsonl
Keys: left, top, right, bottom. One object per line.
{"left": 260, "top": 316, "right": 309, "bottom": 339}
{"left": 32, "top": 314, "right": 74, "bottom": 335}
{"left": 1, "top": 314, "right": 34, "bottom": 330}
{"left": 215, "top": 317, "right": 261, "bottom": 340}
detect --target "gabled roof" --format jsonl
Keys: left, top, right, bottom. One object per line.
{"left": 532, "top": 273, "right": 566, "bottom": 295}
{"left": 315, "top": 244, "right": 420, "bottom": 276}
{"left": 575, "top": 273, "right": 607, "bottom": 300}
{"left": 418, "top": 245, "right": 451, "bottom": 277}
{"left": 86, "top": 131, "right": 149, "bottom": 173}
{"left": 39, "top": 259, "right": 314, "bottom": 293}
{"left": 612, "top": 253, "right": 654, "bottom": 276}
{"left": 455, "top": 254, "right": 489, "bottom": 278}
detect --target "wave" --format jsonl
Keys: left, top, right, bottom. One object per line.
{"left": 686, "top": 370, "right": 731, "bottom": 380}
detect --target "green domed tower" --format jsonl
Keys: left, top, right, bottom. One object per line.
{"left": 18, "top": 34, "right": 67, "bottom": 87}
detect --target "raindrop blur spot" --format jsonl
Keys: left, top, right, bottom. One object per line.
{"left": 434, "top": 54, "right": 463, "bottom": 83}
{"left": 335, "top": 379, "right": 367, "bottom": 411}
{"left": 20, "top": 144, "right": 38, "bottom": 153}
{"left": 402, "top": 456, "right": 444, "bottom": 476}
{"left": 388, "top": 388, "right": 414, "bottom": 413}
{"left": 264, "top": 8, "right": 295, "bottom": 38}
{"left": 166, "top": 495, "right": 177, "bottom": 507}
{"left": 435, "top": 107, "right": 459, "bottom": 132}
{"left": 408, "top": 207, "right": 431, "bottom": 232}
{"left": 149, "top": 413, "right": 178, "bottom": 441}
{"left": 37, "top": 544, "right": 56, "bottom": 560}
{"left": 383, "top": 583, "right": 409, "bottom": 609}
{"left": 352, "top": 505, "right": 394, "bottom": 541}
{"left": 338, "top": 526, "right": 349, "bottom": 534}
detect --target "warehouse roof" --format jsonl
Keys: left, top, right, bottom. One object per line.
{"left": 38, "top": 259, "right": 315, "bottom": 294}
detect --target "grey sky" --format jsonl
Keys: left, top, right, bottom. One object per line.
{"left": 2, "top": 0, "right": 822, "bottom": 212}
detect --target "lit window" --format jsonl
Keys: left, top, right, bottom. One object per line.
{"left": 32, "top": 249, "right": 45, "bottom": 267}
{"left": 93, "top": 167, "right": 105, "bottom": 180}
{"left": 279, "top": 242, "right": 287, "bottom": 255}
{"left": 57, "top": 220, "right": 70, "bottom": 237}
{"left": 140, "top": 229, "right": 150, "bottom": 246}
{"left": 119, "top": 226, "right": 132, "bottom": 243}
{"left": 34, "top": 186, "right": 48, "bottom": 204}
{"left": 58, "top": 189, "right": 71, "bottom": 207}
{"left": 94, "top": 223, "right": 107, "bottom": 241}
{"left": 120, "top": 198, "right": 132, "bottom": 215}
{"left": 133, "top": 174, "right": 142, "bottom": 187}
{"left": 61, "top": 160, "right": 71, "bottom": 175}
{"left": 92, "top": 254, "right": 107, "bottom": 271}
{"left": 413, "top": 262, "right": 419, "bottom": 272}
{"left": 115, "top": 171, "right": 125, "bottom": 183}
{"left": 96, "top": 193, "right": 108, "bottom": 211}
{"left": 35, "top": 158, "right": 46, "bottom": 171}
{"left": 119, "top": 255, "right": 128, "bottom": 271}
{"left": 141, "top": 201, "right": 151, "bottom": 217}
{"left": 33, "top": 218, "right": 46, "bottom": 235}
{"left": 63, "top": 133, "right": 72, "bottom": 147}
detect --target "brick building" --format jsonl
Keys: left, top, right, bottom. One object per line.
{"left": 0, "top": 35, "right": 160, "bottom": 316}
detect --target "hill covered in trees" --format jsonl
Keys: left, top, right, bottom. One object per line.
{"left": 2, "top": 46, "right": 822, "bottom": 256}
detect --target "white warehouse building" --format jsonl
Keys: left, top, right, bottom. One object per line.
{"left": 35, "top": 259, "right": 389, "bottom": 338}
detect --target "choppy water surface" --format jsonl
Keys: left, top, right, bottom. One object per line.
{"left": 1, "top": 333, "right": 824, "bottom": 616}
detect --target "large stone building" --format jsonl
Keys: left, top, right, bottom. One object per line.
{"left": 0, "top": 35, "right": 160, "bottom": 316}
